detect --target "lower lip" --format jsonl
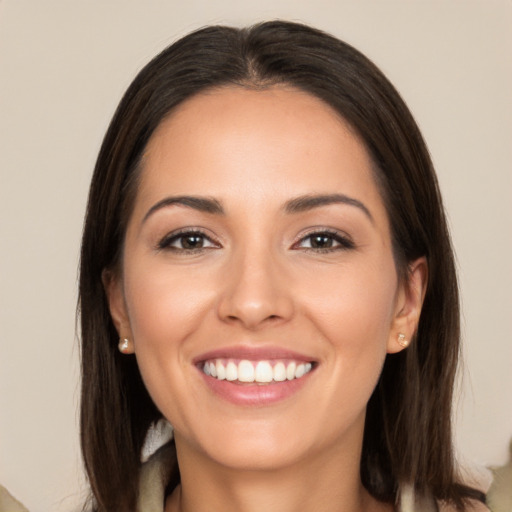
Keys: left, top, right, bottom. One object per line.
{"left": 198, "top": 369, "right": 313, "bottom": 406}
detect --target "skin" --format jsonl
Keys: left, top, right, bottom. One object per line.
{"left": 106, "top": 86, "right": 427, "bottom": 512}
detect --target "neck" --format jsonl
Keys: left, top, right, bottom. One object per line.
{"left": 165, "top": 430, "right": 392, "bottom": 512}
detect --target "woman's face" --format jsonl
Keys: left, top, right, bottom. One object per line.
{"left": 107, "top": 86, "right": 423, "bottom": 471}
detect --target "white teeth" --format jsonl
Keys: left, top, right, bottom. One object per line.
{"left": 226, "top": 361, "right": 238, "bottom": 381}
{"left": 286, "top": 362, "right": 296, "bottom": 380}
{"left": 273, "top": 362, "right": 286, "bottom": 382}
{"left": 216, "top": 360, "right": 226, "bottom": 380}
{"left": 202, "top": 359, "right": 313, "bottom": 383}
{"left": 238, "top": 360, "right": 255, "bottom": 382}
{"left": 255, "top": 361, "right": 273, "bottom": 383}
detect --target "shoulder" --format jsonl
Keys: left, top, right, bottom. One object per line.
{"left": 437, "top": 464, "right": 494, "bottom": 512}
{"left": 487, "top": 445, "right": 512, "bottom": 512}
{"left": 438, "top": 502, "right": 488, "bottom": 512}
{"left": 398, "top": 474, "right": 492, "bottom": 512}
{"left": 137, "top": 442, "right": 175, "bottom": 512}
{"left": 0, "top": 484, "right": 29, "bottom": 512}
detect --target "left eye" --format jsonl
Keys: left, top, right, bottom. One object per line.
{"left": 158, "top": 231, "right": 218, "bottom": 251}
{"left": 295, "top": 231, "right": 353, "bottom": 251}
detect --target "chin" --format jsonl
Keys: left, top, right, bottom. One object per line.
{"left": 202, "top": 436, "right": 311, "bottom": 471}
{"left": 175, "top": 412, "right": 359, "bottom": 473}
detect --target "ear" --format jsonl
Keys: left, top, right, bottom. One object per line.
{"left": 387, "top": 257, "right": 428, "bottom": 354}
{"left": 102, "top": 268, "right": 134, "bottom": 352}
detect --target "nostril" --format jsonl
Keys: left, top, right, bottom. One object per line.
{"left": 217, "top": 287, "right": 295, "bottom": 328}
{"left": 227, "top": 314, "right": 279, "bottom": 320}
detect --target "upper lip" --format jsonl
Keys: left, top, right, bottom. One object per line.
{"left": 193, "top": 346, "right": 317, "bottom": 365}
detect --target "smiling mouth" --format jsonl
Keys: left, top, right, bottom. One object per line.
{"left": 202, "top": 359, "right": 314, "bottom": 384}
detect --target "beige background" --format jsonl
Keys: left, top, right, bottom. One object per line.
{"left": 0, "top": 1, "right": 511, "bottom": 511}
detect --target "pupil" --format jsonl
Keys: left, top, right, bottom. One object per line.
{"left": 182, "top": 235, "right": 203, "bottom": 249}
{"left": 311, "top": 235, "right": 332, "bottom": 248}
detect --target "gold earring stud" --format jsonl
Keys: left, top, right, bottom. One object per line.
{"left": 397, "top": 333, "right": 409, "bottom": 348}
{"left": 118, "top": 338, "right": 132, "bottom": 354}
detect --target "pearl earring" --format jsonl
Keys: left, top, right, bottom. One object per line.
{"left": 397, "top": 333, "right": 409, "bottom": 348}
{"left": 118, "top": 338, "right": 132, "bottom": 354}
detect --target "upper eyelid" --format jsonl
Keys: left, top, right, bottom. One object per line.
{"left": 155, "top": 226, "right": 353, "bottom": 248}
{"left": 292, "top": 227, "right": 352, "bottom": 243}
{"left": 291, "top": 228, "right": 355, "bottom": 251}
{"left": 157, "top": 228, "right": 221, "bottom": 248}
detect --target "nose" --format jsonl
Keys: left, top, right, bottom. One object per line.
{"left": 216, "top": 248, "right": 295, "bottom": 330}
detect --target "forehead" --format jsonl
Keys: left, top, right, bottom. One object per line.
{"left": 136, "top": 85, "right": 384, "bottom": 216}
{"left": 145, "top": 85, "right": 364, "bottom": 166}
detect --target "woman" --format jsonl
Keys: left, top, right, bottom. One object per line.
{"left": 79, "top": 21, "right": 489, "bottom": 511}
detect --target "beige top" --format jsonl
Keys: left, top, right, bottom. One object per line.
{"left": 136, "top": 443, "right": 493, "bottom": 512}
{"left": 0, "top": 485, "right": 29, "bottom": 512}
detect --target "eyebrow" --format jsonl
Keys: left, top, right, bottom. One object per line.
{"left": 284, "top": 193, "right": 373, "bottom": 222}
{"left": 142, "top": 193, "right": 373, "bottom": 223}
{"left": 143, "top": 195, "right": 225, "bottom": 223}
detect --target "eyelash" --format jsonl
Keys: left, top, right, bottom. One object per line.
{"left": 156, "top": 229, "right": 220, "bottom": 253}
{"left": 156, "top": 228, "right": 354, "bottom": 254}
{"left": 292, "top": 229, "right": 355, "bottom": 253}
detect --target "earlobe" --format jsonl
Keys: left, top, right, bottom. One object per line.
{"left": 102, "top": 268, "right": 132, "bottom": 340}
{"left": 118, "top": 337, "right": 134, "bottom": 354}
{"left": 387, "top": 257, "right": 428, "bottom": 354}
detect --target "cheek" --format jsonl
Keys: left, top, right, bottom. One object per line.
{"left": 121, "top": 261, "right": 216, "bottom": 410}
{"left": 296, "top": 257, "right": 397, "bottom": 390}
{"left": 124, "top": 260, "right": 213, "bottom": 345}
{"left": 299, "top": 257, "right": 397, "bottom": 344}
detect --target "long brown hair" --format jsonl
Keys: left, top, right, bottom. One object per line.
{"left": 79, "top": 21, "right": 483, "bottom": 511}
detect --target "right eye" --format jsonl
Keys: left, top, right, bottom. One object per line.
{"left": 292, "top": 229, "right": 355, "bottom": 253}
{"left": 157, "top": 230, "right": 219, "bottom": 252}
